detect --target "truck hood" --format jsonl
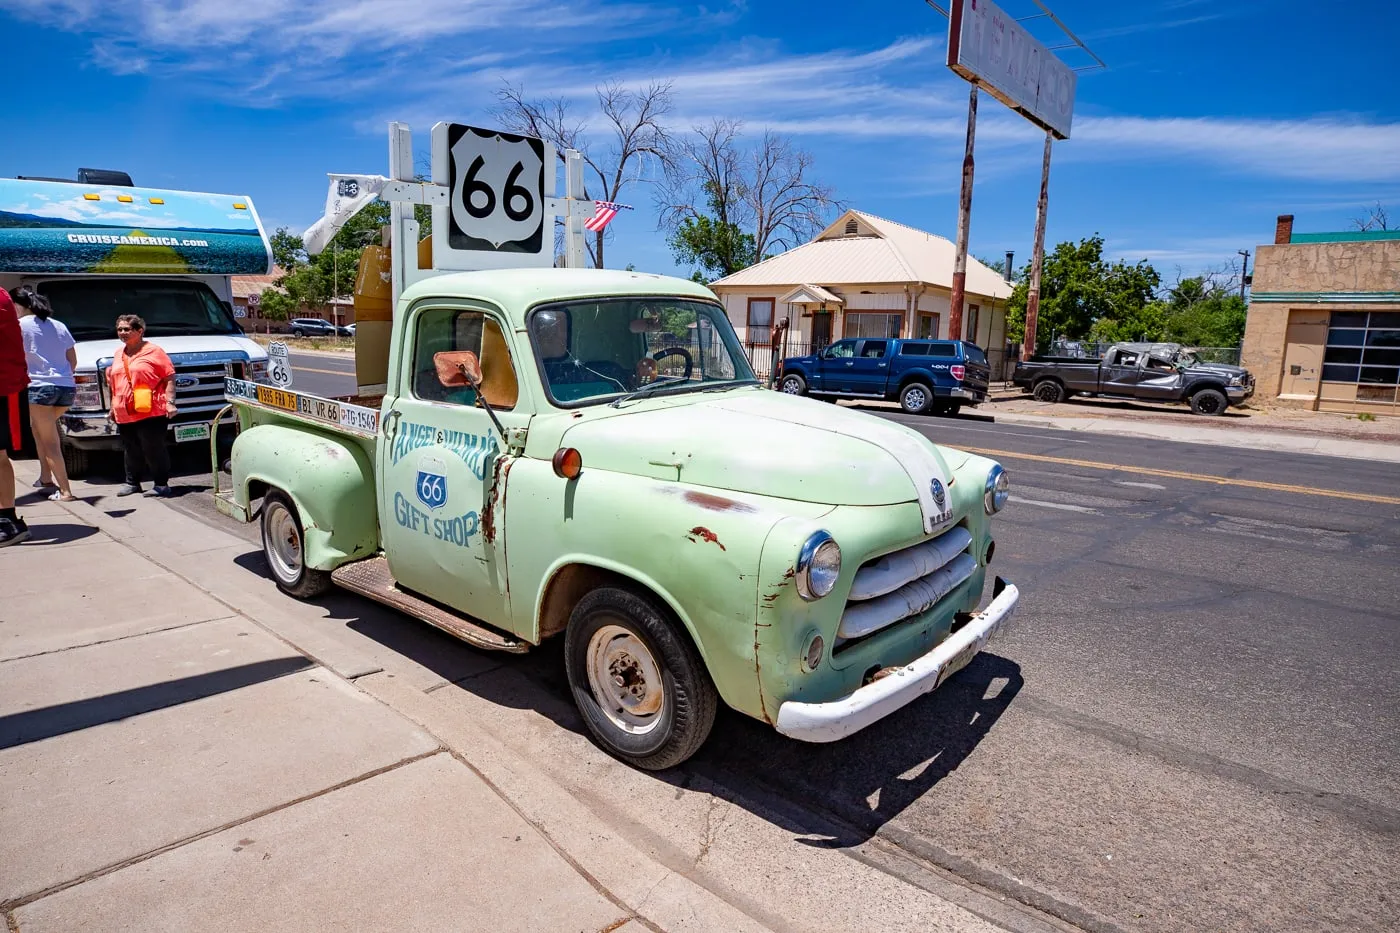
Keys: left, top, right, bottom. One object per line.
{"left": 72, "top": 335, "right": 267, "bottom": 371}
{"left": 558, "top": 390, "right": 956, "bottom": 520}
{"left": 1188, "top": 361, "right": 1249, "bottom": 378}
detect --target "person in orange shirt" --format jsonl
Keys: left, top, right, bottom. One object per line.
{"left": 106, "top": 314, "right": 177, "bottom": 497}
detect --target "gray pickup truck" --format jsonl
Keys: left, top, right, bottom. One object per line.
{"left": 1012, "top": 342, "right": 1254, "bottom": 415}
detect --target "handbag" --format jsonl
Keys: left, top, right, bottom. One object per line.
{"left": 119, "top": 351, "right": 153, "bottom": 415}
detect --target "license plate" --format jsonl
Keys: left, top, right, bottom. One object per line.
{"left": 174, "top": 423, "right": 210, "bottom": 443}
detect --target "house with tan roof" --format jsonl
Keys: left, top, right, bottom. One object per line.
{"left": 709, "top": 209, "right": 1014, "bottom": 375}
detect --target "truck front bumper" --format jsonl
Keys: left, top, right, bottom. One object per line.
{"left": 774, "top": 579, "right": 1020, "bottom": 743}
{"left": 1226, "top": 384, "right": 1254, "bottom": 404}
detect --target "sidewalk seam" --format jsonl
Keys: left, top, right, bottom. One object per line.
{"left": 0, "top": 616, "right": 237, "bottom": 665}
{"left": 0, "top": 749, "right": 445, "bottom": 913}
{"left": 441, "top": 748, "right": 666, "bottom": 933}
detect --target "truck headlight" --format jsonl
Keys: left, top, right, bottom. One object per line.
{"left": 984, "top": 465, "right": 1010, "bottom": 514}
{"left": 72, "top": 374, "right": 103, "bottom": 411}
{"left": 249, "top": 360, "right": 269, "bottom": 382}
{"left": 1228, "top": 374, "right": 1244, "bottom": 386}
{"left": 796, "top": 531, "right": 841, "bottom": 601}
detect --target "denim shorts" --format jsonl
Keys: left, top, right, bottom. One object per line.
{"left": 29, "top": 385, "right": 76, "bottom": 407}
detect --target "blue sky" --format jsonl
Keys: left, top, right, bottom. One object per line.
{"left": 3, "top": 0, "right": 1397, "bottom": 283}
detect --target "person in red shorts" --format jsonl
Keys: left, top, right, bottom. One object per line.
{"left": 0, "top": 286, "right": 31, "bottom": 546}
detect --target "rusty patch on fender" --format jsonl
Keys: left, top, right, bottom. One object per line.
{"left": 685, "top": 526, "right": 726, "bottom": 551}
{"left": 683, "top": 490, "right": 755, "bottom": 513}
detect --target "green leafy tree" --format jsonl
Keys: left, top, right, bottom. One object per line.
{"left": 1006, "top": 236, "right": 1160, "bottom": 351}
{"left": 668, "top": 191, "right": 757, "bottom": 283}
{"left": 1159, "top": 275, "right": 1248, "bottom": 348}
{"left": 256, "top": 288, "right": 296, "bottom": 325}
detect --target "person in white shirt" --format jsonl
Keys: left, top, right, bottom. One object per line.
{"left": 15, "top": 286, "right": 78, "bottom": 501}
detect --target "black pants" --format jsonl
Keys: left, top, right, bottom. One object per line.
{"left": 118, "top": 416, "right": 171, "bottom": 487}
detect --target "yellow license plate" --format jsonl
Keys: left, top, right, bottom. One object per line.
{"left": 256, "top": 386, "right": 298, "bottom": 411}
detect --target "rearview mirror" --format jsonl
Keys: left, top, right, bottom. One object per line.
{"left": 434, "top": 350, "right": 481, "bottom": 387}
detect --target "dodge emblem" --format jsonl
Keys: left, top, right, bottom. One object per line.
{"left": 930, "top": 477, "right": 946, "bottom": 510}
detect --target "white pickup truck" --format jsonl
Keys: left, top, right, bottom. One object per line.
{"left": 0, "top": 171, "right": 271, "bottom": 474}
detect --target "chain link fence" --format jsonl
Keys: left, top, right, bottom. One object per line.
{"left": 1045, "top": 339, "right": 1241, "bottom": 366}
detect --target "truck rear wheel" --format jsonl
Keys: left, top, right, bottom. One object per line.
{"left": 1190, "top": 388, "right": 1227, "bottom": 416}
{"left": 61, "top": 443, "right": 90, "bottom": 480}
{"left": 779, "top": 373, "right": 807, "bottom": 396}
{"left": 565, "top": 586, "right": 718, "bottom": 771}
{"left": 261, "top": 490, "right": 332, "bottom": 598}
{"left": 1033, "top": 379, "right": 1065, "bottom": 403}
{"left": 899, "top": 383, "right": 933, "bottom": 415}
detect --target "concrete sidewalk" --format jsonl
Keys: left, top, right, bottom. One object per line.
{"left": 0, "top": 482, "right": 765, "bottom": 932}
{"left": 1, "top": 461, "right": 1022, "bottom": 933}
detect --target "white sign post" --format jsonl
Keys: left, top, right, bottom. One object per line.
{"left": 267, "top": 341, "right": 292, "bottom": 388}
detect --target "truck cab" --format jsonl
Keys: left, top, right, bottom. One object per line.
{"left": 778, "top": 337, "right": 991, "bottom": 415}
{"left": 0, "top": 175, "right": 272, "bottom": 474}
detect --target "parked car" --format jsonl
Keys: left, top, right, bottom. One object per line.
{"left": 778, "top": 338, "right": 991, "bottom": 416}
{"left": 288, "top": 317, "right": 349, "bottom": 337}
{"left": 1012, "top": 342, "right": 1254, "bottom": 415}
{"left": 344, "top": 322, "right": 356, "bottom": 336}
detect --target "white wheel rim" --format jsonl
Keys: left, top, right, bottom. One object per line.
{"left": 585, "top": 624, "right": 666, "bottom": 735}
{"left": 782, "top": 378, "right": 801, "bottom": 394}
{"left": 265, "top": 502, "right": 303, "bottom": 584}
{"left": 905, "top": 387, "right": 927, "bottom": 410}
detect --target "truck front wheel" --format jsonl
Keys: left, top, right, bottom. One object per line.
{"left": 565, "top": 586, "right": 718, "bottom": 771}
{"left": 61, "top": 443, "right": 90, "bottom": 480}
{"left": 899, "top": 382, "right": 933, "bottom": 415}
{"left": 1190, "top": 388, "right": 1228, "bottom": 416}
{"left": 260, "top": 490, "right": 332, "bottom": 598}
{"left": 1033, "top": 379, "right": 1065, "bottom": 403}
{"left": 780, "top": 373, "right": 807, "bottom": 396}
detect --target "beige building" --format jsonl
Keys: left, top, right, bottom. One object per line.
{"left": 709, "top": 210, "right": 1013, "bottom": 377}
{"left": 1242, "top": 215, "right": 1400, "bottom": 415}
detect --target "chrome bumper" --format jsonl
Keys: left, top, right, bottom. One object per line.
{"left": 774, "top": 579, "right": 1020, "bottom": 743}
{"left": 1226, "top": 384, "right": 1254, "bottom": 402}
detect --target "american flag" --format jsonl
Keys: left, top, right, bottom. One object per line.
{"left": 584, "top": 200, "right": 632, "bottom": 232}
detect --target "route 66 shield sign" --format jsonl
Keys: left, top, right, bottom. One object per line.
{"left": 416, "top": 456, "right": 448, "bottom": 511}
{"left": 446, "top": 124, "right": 544, "bottom": 251}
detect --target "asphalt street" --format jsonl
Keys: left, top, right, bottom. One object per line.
{"left": 91, "top": 351, "right": 1399, "bottom": 933}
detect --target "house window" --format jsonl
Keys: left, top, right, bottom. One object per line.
{"left": 746, "top": 297, "right": 775, "bottom": 345}
{"left": 965, "top": 304, "right": 980, "bottom": 344}
{"left": 917, "top": 312, "right": 939, "bottom": 339}
{"left": 1322, "top": 311, "right": 1400, "bottom": 402}
{"left": 844, "top": 311, "right": 902, "bottom": 339}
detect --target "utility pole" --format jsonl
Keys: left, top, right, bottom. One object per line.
{"left": 1238, "top": 249, "right": 1251, "bottom": 300}
{"left": 948, "top": 81, "right": 979, "bottom": 341}
{"left": 1023, "top": 130, "right": 1054, "bottom": 361}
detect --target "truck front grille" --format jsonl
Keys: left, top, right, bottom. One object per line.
{"left": 170, "top": 361, "right": 245, "bottom": 423}
{"left": 837, "top": 524, "right": 976, "bottom": 648}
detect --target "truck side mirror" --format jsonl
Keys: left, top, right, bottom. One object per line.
{"left": 434, "top": 350, "right": 482, "bottom": 387}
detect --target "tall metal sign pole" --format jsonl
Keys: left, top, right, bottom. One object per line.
{"left": 948, "top": 79, "right": 979, "bottom": 341}
{"left": 944, "top": 0, "right": 1098, "bottom": 356}
{"left": 1023, "top": 130, "right": 1053, "bottom": 361}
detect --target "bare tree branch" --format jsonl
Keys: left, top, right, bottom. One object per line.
{"left": 496, "top": 81, "right": 674, "bottom": 268}
{"left": 1352, "top": 202, "right": 1391, "bottom": 232}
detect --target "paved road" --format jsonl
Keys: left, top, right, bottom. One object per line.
{"left": 108, "top": 364, "right": 1398, "bottom": 933}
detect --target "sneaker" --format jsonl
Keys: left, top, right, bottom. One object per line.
{"left": 116, "top": 483, "right": 142, "bottom": 496}
{"left": 0, "top": 517, "right": 30, "bottom": 547}
{"left": 144, "top": 486, "right": 174, "bottom": 498}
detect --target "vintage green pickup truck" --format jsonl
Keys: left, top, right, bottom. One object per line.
{"left": 216, "top": 268, "right": 1019, "bottom": 769}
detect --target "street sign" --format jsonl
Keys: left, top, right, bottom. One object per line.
{"left": 430, "top": 123, "right": 556, "bottom": 272}
{"left": 267, "top": 341, "right": 292, "bottom": 388}
{"left": 947, "top": 0, "right": 1077, "bottom": 139}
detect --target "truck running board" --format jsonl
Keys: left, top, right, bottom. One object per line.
{"left": 331, "top": 557, "right": 529, "bottom": 654}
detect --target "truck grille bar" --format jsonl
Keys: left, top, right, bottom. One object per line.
{"left": 838, "top": 525, "right": 977, "bottom": 644}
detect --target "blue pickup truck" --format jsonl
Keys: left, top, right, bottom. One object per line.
{"left": 778, "top": 338, "right": 991, "bottom": 415}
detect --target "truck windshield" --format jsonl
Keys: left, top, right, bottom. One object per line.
{"left": 528, "top": 297, "right": 757, "bottom": 406}
{"left": 38, "top": 280, "right": 241, "bottom": 341}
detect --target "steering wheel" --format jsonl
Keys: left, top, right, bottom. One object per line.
{"left": 651, "top": 347, "right": 693, "bottom": 379}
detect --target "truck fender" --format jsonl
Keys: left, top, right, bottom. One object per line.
{"left": 231, "top": 423, "right": 379, "bottom": 571}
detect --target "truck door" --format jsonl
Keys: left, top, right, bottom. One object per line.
{"left": 377, "top": 304, "right": 527, "bottom": 630}
{"left": 1137, "top": 349, "right": 1185, "bottom": 399}
{"left": 845, "top": 339, "right": 891, "bottom": 395}
{"left": 819, "top": 339, "right": 858, "bottom": 391}
{"left": 1100, "top": 347, "right": 1142, "bottom": 396}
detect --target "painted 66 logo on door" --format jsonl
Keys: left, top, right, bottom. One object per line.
{"left": 416, "top": 456, "right": 449, "bottom": 511}
{"left": 446, "top": 124, "right": 545, "bottom": 253}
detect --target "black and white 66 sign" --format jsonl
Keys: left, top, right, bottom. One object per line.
{"left": 442, "top": 124, "right": 545, "bottom": 253}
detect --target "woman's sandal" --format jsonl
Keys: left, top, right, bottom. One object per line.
{"left": 48, "top": 491, "right": 79, "bottom": 502}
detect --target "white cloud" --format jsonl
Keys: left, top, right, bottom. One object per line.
{"left": 1074, "top": 116, "right": 1400, "bottom": 183}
